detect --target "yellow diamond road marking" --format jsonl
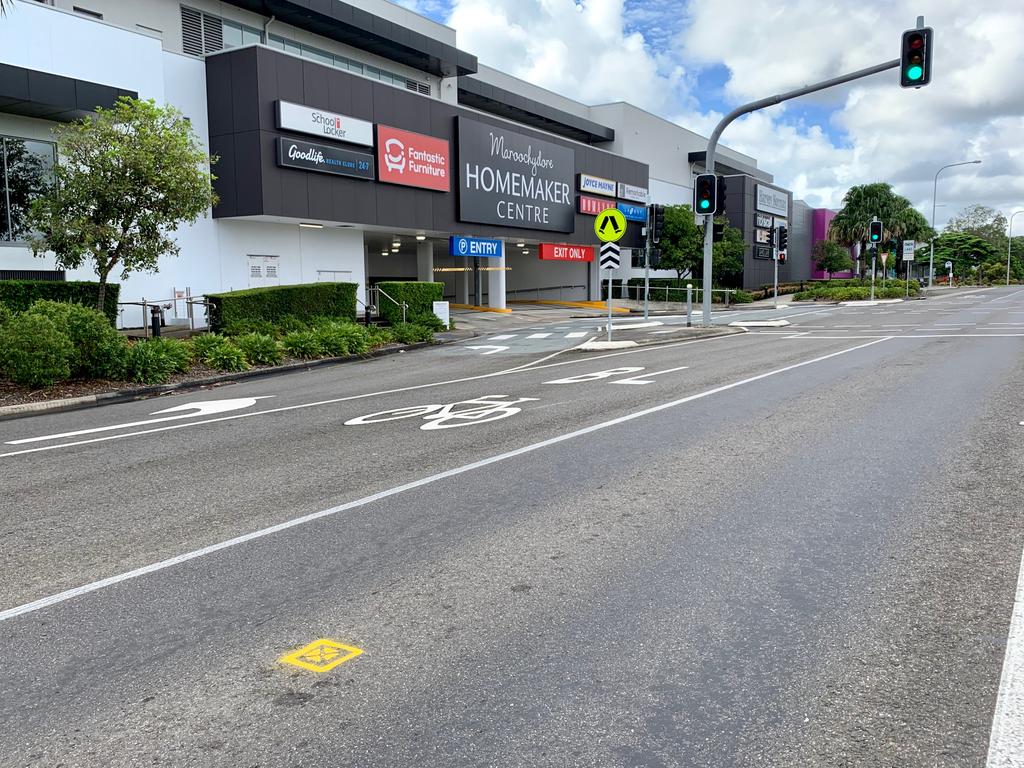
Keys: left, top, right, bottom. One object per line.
{"left": 280, "top": 639, "right": 363, "bottom": 673}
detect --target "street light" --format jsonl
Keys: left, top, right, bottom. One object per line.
{"left": 930, "top": 160, "right": 982, "bottom": 287}
{"left": 1008, "top": 210, "right": 1024, "bottom": 286}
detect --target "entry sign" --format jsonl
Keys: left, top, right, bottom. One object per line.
{"left": 449, "top": 236, "right": 503, "bottom": 258}
{"left": 599, "top": 242, "right": 620, "bottom": 270}
{"left": 902, "top": 240, "right": 916, "bottom": 261}
{"left": 594, "top": 208, "right": 627, "bottom": 243}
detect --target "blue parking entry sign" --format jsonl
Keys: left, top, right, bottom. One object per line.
{"left": 449, "top": 236, "right": 504, "bottom": 258}
{"left": 616, "top": 202, "right": 647, "bottom": 222}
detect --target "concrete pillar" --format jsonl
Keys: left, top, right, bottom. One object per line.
{"left": 416, "top": 240, "right": 434, "bottom": 283}
{"left": 488, "top": 253, "right": 507, "bottom": 310}
{"left": 457, "top": 262, "right": 470, "bottom": 305}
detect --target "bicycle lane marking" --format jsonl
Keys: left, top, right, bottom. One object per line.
{"left": 343, "top": 396, "right": 539, "bottom": 430}
{"left": 0, "top": 337, "right": 890, "bottom": 623}
{"left": 0, "top": 333, "right": 751, "bottom": 459}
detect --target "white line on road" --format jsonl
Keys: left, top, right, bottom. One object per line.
{"left": 612, "top": 365, "right": 690, "bottom": 385}
{"left": 565, "top": 332, "right": 588, "bottom": 338}
{"left": 527, "top": 333, "right": 553, "bottom": 339}
{"left": 0, "top": 337, "right": 891, "bottom": 624}
{"left": 488, "top": 334, "right": 516, "bottom": 341}
{"left": 987, "top": 543, "right": 1024, "bottom": 767}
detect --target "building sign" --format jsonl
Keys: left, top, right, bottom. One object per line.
{"left": 753, "top": 244, "right": 773, "bottom": 260}
{"left": 539, "top": 243, "right": 594, "bottom": 262}
{"left": 578, "top": 194, "right": 617, "bottom": 216}
{"left": 276, "top": 138, "right": 374, "bottom": 180}
{"left": 617, "top": 202, "right": 647, "bottom": 222}
{"left": 756, "top": 211, "right": 774, "bottom": 229}
{"left": 617, "top": 182, "right": 648, "bottom": 203}
{"left": 755, "top": 228, "right": 773, "bottom": 244}
{"left": 376, "top": 125, "right": 450, "bottom": 192}
{"left": 276, "top": 101, "right": 374, "bottom": 147}
{"left": 578, "top": 173, "right": 616, "bottom": 197}
{"left": 756, "top": 184, "right": 789, "bottom": 217}
{"left": 458, "top": 117, "right": 575, "bottom": 232}
{"left": 449, "top": 235, "right": 504, "bottom": 258}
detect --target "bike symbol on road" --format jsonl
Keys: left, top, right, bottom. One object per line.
{"left": 344, "top": 395, "right": 539, "bottom": 430}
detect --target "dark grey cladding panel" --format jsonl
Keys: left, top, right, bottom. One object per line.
{"left": 206, "top": 46, "right": 647, "bottom": 248}
{"left": 457, "top": 76, "right": 614, "bottom": 145}
{"left": 0, "top": 63, "right": 135, "bottom": 122}
{"left": 221, "top": 0, "right": 477, "bottom": 77}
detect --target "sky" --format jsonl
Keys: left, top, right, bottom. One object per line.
{"left": 394, "top": 0, "right": 1024, "bottom": 229}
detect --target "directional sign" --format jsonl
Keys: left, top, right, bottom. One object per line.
{"left": 945, "top": 260, "right": 953, "bottom": 269}
{"left": 902, "top": 240, "right": 916, "bottom": 261}
{"left": 880, "top": 251, "right": 889, "bottom": 267}
{"left": 594, "top": 208, "right": 626, "bottom": 243}
{"left": 599, "top": 242, "right": 620, "bottom": 270}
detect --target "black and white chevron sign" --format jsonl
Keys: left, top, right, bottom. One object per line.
{"left": 599, "top": 242, "right": 620, "bottom": 270}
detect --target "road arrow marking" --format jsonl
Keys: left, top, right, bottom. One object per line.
{"left": 5, "top": 397, "right": 275, "bottom": 444}
{"left": 612, "top": 365, "right": 690, "bottom": 385}
{"left": 466, "top": 345, "right": 509, "bottom": 355}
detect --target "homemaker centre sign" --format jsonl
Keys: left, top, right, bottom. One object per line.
{"left": 457, "top": 117, "right": 575, "bottom": 233}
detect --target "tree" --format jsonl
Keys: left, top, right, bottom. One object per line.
{"left": 827, "top": 183, "right": 933, "bottom": 276}
{"left": 944, "top": 204, "right": 1008, "bottom": 252}
{"left": 656, "top": 204, "right": 703, "bottom": 282}
{"left": 813, "top": 240, "right": 853, "bottom": 276}
{"left": 932, "top": 231, "right": 998, "bottom": 279}
{"left": 707, "top": 218, "right": 744, "bottom": 286}
{"left": 27, "top": 97, "right": 217, "bottom": 312}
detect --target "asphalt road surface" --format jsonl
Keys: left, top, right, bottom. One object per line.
{"left": 2, "top": 286, "right": 1024, "bottom": 767}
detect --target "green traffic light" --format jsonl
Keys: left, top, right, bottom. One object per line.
{"left": 906, "top": 65, "right": 924, "bottom": 81}
{"left": 699, "top": 200, "right": 710, "bottom": 210}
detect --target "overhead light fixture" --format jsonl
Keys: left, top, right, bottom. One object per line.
{"left": 391, "top": 248, "right": 399, "bottom": 253}
{"left": 299, "top": 222, "right": 323, "bottom": 229}
{"left": 516, "top": 242, "right": 525, "bottom": 247}
{"left": 416, "top": 234, "right": 427, "bottom": 241}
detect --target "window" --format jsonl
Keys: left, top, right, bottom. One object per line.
{"left": 1, "top": 136, "right": 57, "bottom": 243}
{"left": 222, "top": 19, "right": 262, "bottom": 49}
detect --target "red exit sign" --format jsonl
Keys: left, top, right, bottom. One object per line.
{"left": 539, "top": 243, "right": 595, "bottom": 262}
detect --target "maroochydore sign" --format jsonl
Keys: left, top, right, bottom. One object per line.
{"left": 276, "top": 138, "right": 375, "bottom": 180}
{"left": 458, "top": 117, "right": 575, "bottom": 233}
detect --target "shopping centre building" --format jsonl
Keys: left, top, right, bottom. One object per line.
{"left": 0, "top": 0, "right": 831, "bottom": 324}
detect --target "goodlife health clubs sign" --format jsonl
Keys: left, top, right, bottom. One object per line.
{"left": 276, "top": 138, "right": 375, "bottom": 180}
{"left": 458, "top": 117, "right": 575, "bottom": 233}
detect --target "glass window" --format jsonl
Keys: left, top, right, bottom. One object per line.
{"left": 302, "top": 45, "right": 333, "bottom": 66}
{"left": 221, "top": 20, "right": 243, "bottom": 48}
{"left": 347, "top": 60, "right": 363, "bottom": 75}
{"left": 1, "top": 136, "right": 57, "bottom": 243}
{"left": 241, "top": 27, "right": 261, "bottom": 46}
{"left": 267, "top": 36, "right": 285, "bottom": 51}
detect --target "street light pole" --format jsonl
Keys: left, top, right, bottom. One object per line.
{"left": 929, "top": 160, "right": 982, "bottom": 288}
{"left": 1009, "top": 210, "right": 1023, "bottom": 286}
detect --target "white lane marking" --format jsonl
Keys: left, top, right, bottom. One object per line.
{"left": 565, "top": 332, "right": 588, "bottom": 338}
{"left": 989, "top": 289, "right": 1024, "bottom": 303}
{"left": 612, "top": 365, "right": 690, "bottom": 385}
{"left": 488, "top": 334, "right": 516, "bottom": 341}
{"left": 467, "top": 345, "right": 510, "bottom": 355}
{"left": 545, "top": 367, "right": 645, "bottom": 385}
{"left": 527, "top": 333, "right": 552, "bottom": 339}
{"left": 0, "top": 333, "right": 751, "bottom": 459}
{"left": 344, "top": 395, "right": 540, "bottom": 430}
{"left": 987, "top": 542, "right": 1024, "bottom": 766}
{"left": 650, "top": 330, "right": 678, "bottom": 334}
{"left": 0, "top": 337, "right": 891, "bottom": 624}
{"left": 5, "top": 398, "right": 274, "bottom": 445}
{"left": 784, "top": 332, "right": 812, "bottom": 339}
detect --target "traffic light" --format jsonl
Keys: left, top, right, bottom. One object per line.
{"left": 778, "top": 250, "right": 787, "bottom": 265}
{"left": 694, "top": 174, "right": 717, "bottom": 215}
{"left": 716, "top": 175, "right": 727, "bottom": 215}
{"left": 765, "top": 227, "right": 775, "bottom": 249}
{"left": 649, "top": 204, "right": 666, "bottom": 244}
{"left": 776, "top": 225, "right": 788, "bottom": 253}
{"left": 712, "top": 222, "right": 724, "bottom": 243}
{"left": 869, "top": 220, "right": 883, "bottom": 244}
{"left": 649, "top": 248, "right": 661, "bottom": 268}
{"left": 900, "top": 27, "right": 933, "bottom": 88}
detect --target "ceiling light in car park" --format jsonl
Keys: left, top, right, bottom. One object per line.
{"left": 299, "top": 222, "right": 323, "bottom": 228}
{"left": 416, "top": 235, "right": 427, "bottom": 241}
{"left": 516, "top": 242, "right": 525, "bottom": 247}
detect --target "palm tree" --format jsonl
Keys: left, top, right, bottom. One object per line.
{"left": 828, "top": 182, "right": 934, "bottom": 277}
{"left": 0, "top": 0, "right": 14, "bottom": 16}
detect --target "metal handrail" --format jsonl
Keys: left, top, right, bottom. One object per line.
{"left": 612, "top": 283, "right": 735, "bottom": 307}
{"left": 369, "top": 285, "right": 408, "bottom": 323}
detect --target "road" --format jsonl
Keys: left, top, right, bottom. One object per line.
{"left": 2, "top": 286, "right": 1024, "bottom": 766}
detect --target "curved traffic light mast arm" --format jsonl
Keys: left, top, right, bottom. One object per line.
{"left": 697, "top": 57, "right": 900, "bottom": 323}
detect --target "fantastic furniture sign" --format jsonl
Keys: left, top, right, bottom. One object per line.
{"left": 458, "top": 117, "right": 575, "bottom": 233}
{"left": 376, "top": 125, "right": 450, "bottom": 192}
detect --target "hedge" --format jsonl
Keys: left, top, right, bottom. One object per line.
{"left": 206, "top": 282, "right": 357, "bottom": 333}
{"left": 0, "top": 280, "right": 120, "bottom": 325}
{"left": 376, "top": 282, "right": 444, "bottom": 327}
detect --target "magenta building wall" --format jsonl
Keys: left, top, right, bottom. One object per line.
{"left": 810, "top": 208, "right": 854, "bottom": 279}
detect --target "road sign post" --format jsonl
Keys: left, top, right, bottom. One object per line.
{"left": 903, "top": 240, "right": 916, "bottom": 298}
{"left": 595, "top": 209, "right": 627, "bottom": 342}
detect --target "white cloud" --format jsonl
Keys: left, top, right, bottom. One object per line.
{"left": 437, "top": 0, "right": 1024, "bottom": 225}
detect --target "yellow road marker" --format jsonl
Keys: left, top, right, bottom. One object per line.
{"left": 279, "top": 639, "right": 363, "bottom": 673}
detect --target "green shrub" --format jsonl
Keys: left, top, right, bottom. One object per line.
{"left": 206, "top": 282, "right": 357, "bottom": 333}
{"left": 223, "top": 318, "right": 277, "bottom": 337}
{"left": 144, "top": 337, "right": 193, "bottom": 374}
{"left": 314, "top": 322, "right": 371, "bottom": 357}
{"left": 366, "top": 326, "right": 395, "bottom": 348}
{"left": 0, "top": 313, "right": 74, "bottom": 387}
{"left": 204, "top": 342, "right": 249, "bottom": 372}
{"left": 392, "top": 322, "right": 434, "bottom": 345}
{"left": 376, "top": 282, "right": 443, "bottom": 327}
{"left": 0, "top": 280, "right": 119, "bottom": 325}
{"left": 123, "top": 339, "right": 180, "bottom": 385}
{"left": 281, "top": 330, "right": 325, "bottom": 359}
{"left": 0, "top": 304, "right": 13, "bottom": 326}
{"left": 409, "top": 311, "right": 445, "bottom": 331}
{"left": 234, "top": 333, "right": 283, "bottom": 366}
{"left": 26, "top": 300, "right": 127, "bottom": 379}
{"left": 191, "top": 333, "right": 231, "bottom": 361}
{"left": 277, "top": 315, "right": 311, "bottom": 335}
{"left": 730, "top": 290, "right": 754, "bottom": 304}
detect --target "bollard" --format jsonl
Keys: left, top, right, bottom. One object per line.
{"left": 149, "top": 304, "right": 162, "bottom": 338}
{"left": 686, "top": 284, "right": 693, "bottom": 328}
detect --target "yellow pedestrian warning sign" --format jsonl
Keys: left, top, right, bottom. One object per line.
{"left": 279, "top": 639, "right": 363, "bottom": 673}
{"left": 594, "top": 208, "right": 627, "bottom": 243}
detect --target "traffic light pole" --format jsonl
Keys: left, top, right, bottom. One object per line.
{"left": 699, "top": 57, "right": 901, "bottom": 325}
